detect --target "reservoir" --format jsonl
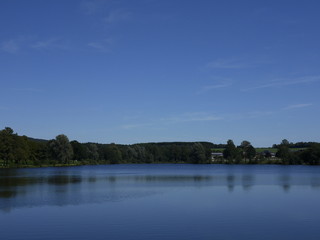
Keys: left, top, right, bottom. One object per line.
{"left": 1, "top": 164, "right": 320, "bottom": 240}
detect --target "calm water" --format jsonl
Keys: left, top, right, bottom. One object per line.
{"left": 1, "top": 164, "right": 320, "bottom": 240}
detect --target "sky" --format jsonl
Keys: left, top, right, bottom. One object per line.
{"left": 1, "top": 0, "right": 320, "bottom": 147}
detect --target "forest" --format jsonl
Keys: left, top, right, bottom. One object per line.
{"left": 0, "top": 127, "right": 320, "bottom": 168}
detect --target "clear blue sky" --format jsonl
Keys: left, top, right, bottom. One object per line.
{"left": 1, "top": 0, "right": 320, "bottom": 147}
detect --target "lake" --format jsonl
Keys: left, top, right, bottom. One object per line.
{"left": 1, "top": 164, "right": 320, "bottom": 240}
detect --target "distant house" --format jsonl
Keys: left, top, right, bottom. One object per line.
{"left": 211, "top": 152, "right": 223, "bottom": 161}
{"left": 260, "top": 150, "right": 276, "bottom": 158}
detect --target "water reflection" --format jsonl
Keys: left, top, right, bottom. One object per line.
{"left": 310, "top": 177, "right": 320, "bottom": 188}
{"left": 1, "top": 165, "right": 320, "bottom": 211}
{"left": 47, "top": 175, "right": 82, "bottom": 185}
{"left": 107, "top": 176, "right": 117, "bottom": 183}
{"left": 242, "top": 175, "right": 254, "bottom": 191}
{"left": 0, "top": 190, "right": 17, "bottom": 198}
{"left": 134, "top": 175, "right": 212, "bottom": 182}
{"left": 279, "top": 175, "right": 291, "bottom": 192}
{"left": 0, "top": 176, "right": 39, "bottom": 187}
{"left": 227, "top": 175, "right": 235, "bottom": 192}
{"left": 88, "top": 176, "right": 96, "bottom": 182}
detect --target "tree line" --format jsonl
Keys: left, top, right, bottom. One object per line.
{"left": 0, "top": 127, "right": 213, "bottom": 167}
{"left": 220, "top": 139, "right": 320, "bottom": 165}
{"left": 0, "top": 127, "right": 319, "bottom": 167}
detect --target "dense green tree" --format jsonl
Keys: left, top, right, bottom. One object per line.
{"left": 0, "top": 127, "right": 16, "bottom": 166}
{"left": 190, "top": 143, "right": 207, "bottom": 164}
{"left": 240, "top": 140, "right": 251, "bottom": 149}
{"left": 276, "top": 141, "right": 291, "bottom": 164}
{"left": 87, "top": 144, "right": 99, "bottom": 161}
{"left": 49, "top": 134, "right": 73, "bottom": 164}
{"left": 105, "top": 144, "right": 122, "bottom": 164}
{"left": 14, "top": 136, "right": 30, "bottom": 165}
{"left": 223, "top": 140, "right": 238, "bottom": 163}
{"left": 70, "top": 140, "right": 88, "bottom": 161}
{"left": 299, "top": 143, "right": 320, "bottom": 165}
{"left": 125, "top": 146, "right": 138, "bottom": 163}
{"left": 28, "top": 140, "right": 48, "bottom": 165}
{"left": 134, "top": 145, "right": 147, "bottom": 163}
{"left": 246, "top": 145, "right": 256, "bottom": 163}
{"left": 240, "top": 140, "right": 256, "bottom": 163}
{"left": 281, "top": 139, "right": 290, "bottom": 146}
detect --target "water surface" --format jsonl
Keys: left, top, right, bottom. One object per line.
{"left": 1, "top": 164, "right": 320, "bottom": 240}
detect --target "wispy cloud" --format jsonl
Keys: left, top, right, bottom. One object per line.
{"left": 245, "top": 111, "right": 275, "bottom": 118}
{"left": 0, "top": 36, "right": 32, "bottom": 53}
{"left": 205, "top": 58, "right": 249, "bottom": 69}
{"left": 121, "top": 123, "right": 153, "bottom": 130}
{"left": 88, "top": 38, "right": 113, "bottom": 52}
{"left": 226, "top": 104, "right": 313, "bottom": 121}
{"left": 197, "top": 82, "right": 231, "bottom": 94}
{"left": 161, "top": 112, "right": 222, "bottom": 123}
{"left": 31, "top": 39, "right": 56, "bottom": 49}
{"left": 30, "top": 38, "right": 68, "bottom": 50}
{"left": 104, "top": 9, "right": 132, "bottom": 24}
{"left": 121, "top": 112, "right": 222, "bottom": 130}
{"left": 81, "top": 2, "right": 131, "bottom": 53}
{"left": 1, "top": 39, "right": 20, "bottom": 53}
{"left": 1, "top": 36, "right": 70, "bottom": 53}
{"left": 226, "top": 110, "right": 276, "bottom": 121}
{"left": 80, "top": 0, "right": 131, "bottom": 24}
{"left": 1, "top": 36, "right": 36, "bottom": 53}
{"left": 80, "top": 0, "right": 108, "bottom": 15}
{"left": 243, "top": 75, "right": 320, "bottom": 91}
{"left": 284, "top": 103, "right": 312, "bottom": 110}
{"left": 182, "top": 115, "right": 222, "bottom": 122}
{"left": 122, "top": 103, "right": 312, "bottom": 130}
